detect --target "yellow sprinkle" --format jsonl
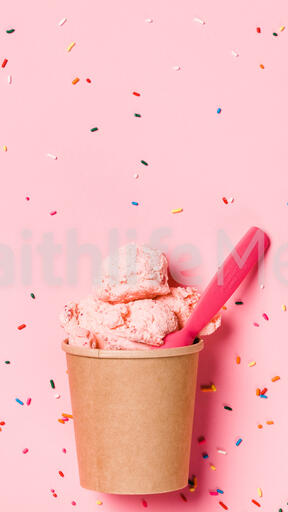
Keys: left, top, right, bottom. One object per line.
{"left": 248, "top": 361, "right": 256, "bottom": 367}
{"left": 67, "top": 41, "right": 76, "bottom": 52}
{"left": 210, "top": 464, "right": 216, "bottom": 471}
{"left": 189, "top": 487, "right": 196, "bottom": 492}
{"left": 236, "top": 356, "right": 241, "bottom": 364}
{"left": 280, "top": 25, "right": 285, "bottom": 32}
{"left": 72, "top": 77, "right": 80, "bottom": 85}
{"left": 211, "top": 384, "right": 216, "bottom": 391}
{"left": 257, "top": 488, "right": 262, "bottom": 497}
{"left": 171, "top": 208, "right": 183, "bottom": 214}
{"left": 96, "top": 501, "right": 103, "bottom": 505}
{"left": 282, "top": 304, "right": 286, "bottom": 311}
{"left": 3, "top": 145, "right": 7, "bottom": 152}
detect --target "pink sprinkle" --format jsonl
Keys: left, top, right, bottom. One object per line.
{"left": 72, "top": 501, "right": 77, "bottom": 506}
{"left": 50, "top": 210, "right": 57, "bottom": 216}
{"left": 22, "top": 448, "right": 29, "bottom": 454}
{"left": 209, "top": 491, "right": 218, "bottom": 496}
{"left": 62, "top": 448, "right": 67, "bottom": 454}
{"left": 63, "top": 417, "right": 69, "bottom": 422}
{"left": 26, "top": 398, "right": 32, "bottom": 406}
{"left": 25, "top": 196, "right": 30, "bottom": 201}
{"left": 142, "top": 499, "right": 148, "bottom": 507}
{"left": 253, "top": 322, "right": 260, "bottom": 327}
{"left": 50, "top": 489, "right": 55, "bottom": 493}
{"left": 262, "top": 313, "right": 269, "bottom": 321}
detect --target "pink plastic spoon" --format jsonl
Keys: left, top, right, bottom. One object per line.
{"left": 160, "top": 226, "right": 270, "bottom": 349}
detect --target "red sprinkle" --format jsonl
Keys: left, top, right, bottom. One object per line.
{"left": 180, "top": 493, "right": 187, "bottom": 502}
{"left": 26, "top": 398, "right": 32, "bottom": 406}
{"left": 50, "top": 210, "right": 57, "bottom": 216}
{"left": 59, "top": 470, "right": 64, "bottom": 477}
{"left": 253, "top": 322, "right": 260, "bottom": 327}
{"left": 2, "top": 58, "right": 8, "bottom": 68}
{"left": 260, "top": 387, "right": 268, "bottom": 395}
{"left": 133, "top": 91, "right": 141, "bottom": 96}
{"left": 222, "top": 197, "right": 228, "bottom": 204}
{"left": 25, "top": 196, "right": 30, "bottom": 201}
{"left": 86, "top": 78, "right": 91, "bottom": 83}
{"left": 251, "top": 499, "right": 261, "bottom": 507}
{"left": 62, "top": 448, "right": 67, "bottom": 453}
{"left": 219, "top": 502, "right": 228, "bottom": 510}
{"left": 0, "top": 421, "right": 5, "bottom": 426}
{"left": 262, "top": 313, "right": 269, "bottom": 321}
{"left": 142, "top": 499, "right": 148, "bottom": 507}
{"left": 198, "top": 435, "right": 206, "bottom": 444}
{"left": 256, "top": 27, "right": 261, "bottom": 33}
{"left": 22, "top": 448, "right": 29, "bottom": 454}
{"left": 53, "top": 493, "right": 57, "bottom": 498}
{"left": 72, "top": 502, "right": 76, "bottom": 506}
{"left": 17, "top": 324, "right": 26, "bottom": 330}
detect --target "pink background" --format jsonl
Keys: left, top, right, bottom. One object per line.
{"left": 1, "top": 0, "right": 287, "bottom": 510}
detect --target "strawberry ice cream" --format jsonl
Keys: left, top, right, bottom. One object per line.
{"left": 60, "top": 243, "right": 221, "bottom": 349}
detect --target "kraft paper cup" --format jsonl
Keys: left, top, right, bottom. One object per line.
{"left": 62, "top": 338, "right": 204, "bottom": 495}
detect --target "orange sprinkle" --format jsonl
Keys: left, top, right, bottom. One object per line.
{"left": 259, "top": 64, "right": 265, "bottom": 69}
{"left": 251, "top": 499, "right": 261, "bottom": 507}
{"left": 58, "top": 419, "right": 65, "bottom": 424}
{"left": 62, "top": 413, "right": 73, "bottom": 419}
{"left": 257, "top": 424, "right": 263, "bottom": 429}
{"left": 266, "top": 420, "right": 274, "bottom": 425}
{"left": 0, "top": 427, "right": 2, "bottom": 432}
{"left": 222, "top": 305, "right": 227, "bottom": 310}
{"left": 72, "top": 77, "right": 80, "bottom": 85}
{"left": 236, "top": 356, "right": 241, "bottom": 364}
{"left": 256, "top": 388, "right": 260, "bottom": 396}
{"left": 219, "top": 502, "right": 228, "bottom": 510}
{"left": 271, "top": 376, "right": 280, "bottom": 382}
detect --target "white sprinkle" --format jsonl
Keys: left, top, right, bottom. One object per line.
{"left": 7, "top": 75, "right": 12, "bottom": 84}
{"left": 58, "top": 18, "right": 67, "bottom": 26}
{"left": 194, "top": 17, "right": 205, "bottom": 25}
{"left": 46, "top": 153, "right": 57, "bottom": 160}
{"left": 133, "top": 173, "right": 139, "bottom": 179}
{"left": 145, "top": 18, "right": 153, "bottom": 23}
{"left": 231, "top": 50, "right": 239, "bottom": 57}
{"left": 54, "top": 393, "right": 61, "bottom": 399}
{"left": 217, "top": 449, "right": 227, "bottom": 455}
{"left": 172, "top": 65, "right": 181, "bottom": 71}
{"left": 260, "top": 284, "right": 265, "bottom": 289}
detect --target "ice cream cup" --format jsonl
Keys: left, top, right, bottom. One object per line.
{"left": 62, "top": 338, "right": 204, "bottom": 495}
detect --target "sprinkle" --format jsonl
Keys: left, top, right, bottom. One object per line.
{"left": 257, "top": 27, "right": 261, "bottom": 33}
{"left": 141, "top": 499, "right": 148, "bottom": 507}
{"left": 281, "top": 304, "right": 286, "bottom": 311}
{"left": 266, "top": 420, "right": 274, "bottom": 425}
{"left": 134, "top": 113, "right": 141, "bottom": 117}
{"left": 256, "top": 388, "right": 261, "bottom": 396}
{"left": 8, "top": 75, "right": 12, "bottom": 84}
{"left": 145, "top": 18, "right": 153, "bottom": 23}
{"left": 251, "top": 499, "right": 261, "bottom": 507}
{"left": 15, "top": 398, "right": 24, "bottom": 405}
{"left": 224, "top": 405, "right": 232, "bottom": 411}
{"left": 235, "top": 300, "right": 243, "bottom": 305}
{"left": 217, "top": 449, "right": 227, "bottom": 455}
{"left": 198, "top": 436, "right": 206, "bottom": 444}
{"left": 194, "top": 17, "right": 205, "bottom": 24}
{"left": 22, "top": 448, "right": 29, "bottom": 454}
{"left": 67, "top": 42, "right": 76, "bottom": 52}
{"left": 59, "top": 471, "right": 64, "bottom": 477}
{"left": 236, "top": 356, "right": 241, "bottom": 364}
{"left": 260, "top": 387, "right": 267, "bottom": 395}
{"left": 58, "top": 18, "right": 67, "bottom": 26}
{"left": 3, "top": 145, "right": 7, "bottom": 151}
{"left": 62, "top": 413, "right": 73, "bottom": 419}
{"left": 133, "top": 91, "right": 141, "bottom": 96}
{"left": 253, "top": 322, "right": 260, "bottom": 327}
{"left": 180, "top": 493, "right": 187, "bottom": 502}
{"left": 71, "top": 501, "right": 76, "bottom": 506}
{"left": 259, "top": 64, "right": 265, "bottom": 69}
{"left": 257, "top": 424, "right": 263, "bottom": 429}
{"left": 17, "top": 323, "right": 26, "bottom": 330}
{"left": 202, "top": 452, "right": 208, "bottom": 459}
{"left": 2, "top": 58, "right": 8, "bottom": 68}
{"left": 231, "top": 50, "right": 239, "bottom": 57}
{"left": 280, "top": 26, "right": 285, "bottom": 32}
{"left": 210, "top": 491, "right": 218, "bottom": 496}
{"left": 50, "top": 210, "right": 57, "bottom": 216}
{"left": 55, "top": 393, "right": 60, "bottom": 399}
{"left": 46, "top": 153, "right": 57, "bottom": 160}
{"left": 235, "top": 438, "right": 242, "bottom": 446}
{"left": 210, "top": 464, "right": 216, "bottom": 471}
{"left": 86, "top": 78, "right": 91, "bottom": 83}
{"left": 72, "top": 77, "right": 80, "bottom": 85}
{"left": 50, "top": 379, "right": 55, "bottom": 389}
{"left": 172, "top": 65, "right": 181, "bottom": 71}
{"left": 141, "top": 160, "right": 148, "bottom": 165}
{"left": 90, "top": 127, "right": 98, "bottom": 132}
{"left": 4, "top": 361, "right": 10, "bottom": 364}
{"left": 131, "top": 201, "right": 139, "bottom": 206}
{"left": 219, "top": 502, "right": 228, "bottom": 510}
{"left": 222, "top": 197, "right": 228, "bottom": 204}
{"left": 217, "top": 489, "right": 224, "bottom": 494}
{"left": 25, "top": 196, "right": 30, "bottom": 201}
{"left": 271, "top": 376, "right": 280, "bottom": 382}
{"left": 217, "top": 108, "right": 222, "bottom": 114}
{"left": 248, "top": 361, "right": 256, "bottom": 367}
{"left": 6, "top": 29, "right": 15, "bottom": 34}
{"left": 262, "top": 313, "right": 269, "bottom": 320}
{"left": 30, "top": 293, "right": 35, "bottom": 299}
{"left": 133, "top": 173, "right": 139, "bottom": 179}
{"left": 257, "top": 488, "right": 262, "bottom": 497}
{"left": 201, "top": 384, "right": 216, "bottom": 392}
{"left": 53, "top": 493, "right": 57, "bottom": 498}
{"left": 96, "top": 501, "right": 103, "bottom": 505}
{"left": 273, "top": 32, "right": 278, "bottom": 36}
{"left": 0, "top": 421, "right": 5, "bottom": 425}
{"left": 260, "top": 395, "right": 268, "bottom": 399}
{"left": 171, "top": 208, "right": 183, "bottom": 214}
{"left": 62, "top": 448, "right": 67, "bottom": 453}
{"left": 58, "top": 419, "right": 65, "bottom": 424}
{"left": 26, "top": 398, "right": 32, "bottom": 406}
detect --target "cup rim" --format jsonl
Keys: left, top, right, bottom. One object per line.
{"left": 62, "top": 338, "right": 204, "bottom": 359}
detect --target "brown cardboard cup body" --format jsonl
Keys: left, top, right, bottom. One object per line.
{"left": 62, "top": 338, "right": 204, "bottom": 495}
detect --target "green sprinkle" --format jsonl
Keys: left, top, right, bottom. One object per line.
{"left": 5, "top": 360, "right": 10, "bottom": 364}
{"left": 273, "top": 32, "right": 278, "bottom": 36}
{"left": 235, "top": 301, "right": 243, "bottom": 305}
{"left": 140, "top": 160, "right": 148, "bottom": 165}
{"left": 30, "top": 293, "right": 35, "bottom": 299}
{"left": 90, "top": 127, "right": 98, "bottom": 132}
{"left": 279, "top": 509, "right": 283, "bottom": 512}
{"left": 224, "top": 405, "right": 232, "bottom": 411}
{"left": 6, "top": 29, "right": 15, "bottom": 34}
{"left": 134, "top": 113, "right": 141, "bottom": 117}
{"left": 50, "top": 379, "right": 55, "bottom": 389}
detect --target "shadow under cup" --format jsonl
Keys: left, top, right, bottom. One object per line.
{"left": 62, "top": 338, "right": 204, "bottom": 494}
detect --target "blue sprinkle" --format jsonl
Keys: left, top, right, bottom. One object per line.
{"left": 217, "top": 107, "right": 222, "bottom": 114}
{"left": 202, "top": 453, "right": 208, "bottom": 459}
{"left": 260, "top": 394, "right": 268, "bottom": 399}
{"left": 131, "top": 201, "right": 139, "bottom": 206}
{"left": 236, "top": 438, "right": 242, "bottom": 446}
{"left": 15, "top": 398, "right": 24, "bottom": 405}
{"left": 217, "top": 489, "right": 224, "bottom": 494}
